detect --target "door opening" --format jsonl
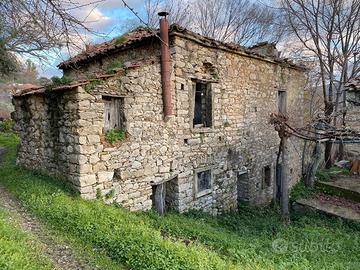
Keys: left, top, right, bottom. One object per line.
{"left": 237, "top": 171, "right": 249, "bottom": 205}
{"left": 151, "top": 176, "right": 179, "bottom": 214}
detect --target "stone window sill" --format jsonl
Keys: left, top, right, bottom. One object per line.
{"left": 195, "top": 188, "right": 212, "bottom": 199}
{"left": 191, "top": 127, "right": 214, "bottom": 134}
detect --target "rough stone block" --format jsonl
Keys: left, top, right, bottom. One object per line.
{"left": 97, "top": 171, "right": 114, "bottom": 183}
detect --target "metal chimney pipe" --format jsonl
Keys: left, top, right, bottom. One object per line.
{"left": 158, "top": 12, "right": 173, "bottom": 118}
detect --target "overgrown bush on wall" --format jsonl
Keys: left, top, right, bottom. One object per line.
{"left": 105, "top": 128, "right": 126, "bottom": 144}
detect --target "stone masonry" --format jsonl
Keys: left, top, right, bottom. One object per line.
{"left": 12, "top": 25, "right": 305, "bottom": 214}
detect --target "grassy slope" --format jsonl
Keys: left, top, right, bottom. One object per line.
{"left": 0, "top": 208, "right": 53, "bottom": 270}
{"left": 0, "top": 133, "right": 360, "bottom": 269}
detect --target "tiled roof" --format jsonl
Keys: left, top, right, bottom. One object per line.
{"left": 12, "top": 82, "right": 87, "bottom": 97}
{"left": 58, "top": 24, "right": 305, "bottom": 71}
{"left": 58, "top": 27, "right": 157, "bottom": 69}
{"left": 13, "top": 73, "right": 121, "bottom": 97}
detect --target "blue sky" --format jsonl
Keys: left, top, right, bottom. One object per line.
{"left": 38, "top": 0, "right": 147, "bottom": 78}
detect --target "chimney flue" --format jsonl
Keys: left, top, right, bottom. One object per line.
{"left": 158, "top": 11, "right": 172, "bottom": 119}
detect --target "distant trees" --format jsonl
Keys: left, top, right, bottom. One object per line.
{"left": 0, "top": 0, "right": 94, "bottom": 77}
{"left": 143, "top": 0, "right": 284, "bottom": 46}
{"left": 281, "top": 0, "right": 360, "bottom": 168}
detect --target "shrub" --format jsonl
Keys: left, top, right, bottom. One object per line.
{"left": 104, "top": 59, "right": 124, "bottom": 73}
{"left": 46, "top": 76, "right": 73, "bottom": 90}
{"left": 105, "top": 128, "right": 126, "bottom": 144}
{"left": 83, "top": 79, "right": 103, "bottom": 93}
{"left": 289, "top": 180, "right": 317, "bottom": 203}
{"left": 0, "top": 118, "right": 14, "bottom": 133}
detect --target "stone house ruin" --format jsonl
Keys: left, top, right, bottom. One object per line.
{"left": 345, "top": 78, "right": 360, "bottom": 158}
{"left": 12, "top": 15, "right": 305, "bottom": 214}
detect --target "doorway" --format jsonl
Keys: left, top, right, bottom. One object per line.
{"left": 237, "top": 171, "right": 249, "bottom": 204}
{"left": 151, "top": 176, "right": 179, "bottom": 214}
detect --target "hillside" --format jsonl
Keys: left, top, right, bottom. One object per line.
{"left": 0, "top": 133, "right": 359, "bottom": 270}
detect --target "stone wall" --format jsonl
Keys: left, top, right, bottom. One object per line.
{"left": 12, "top": 90, "right": 84, "bottom": 186}
{"left": 14, "top": 33, "right": 305, "bottom": 214}
{"left": 345, "top": 90, "right": 360, "bottom": 158}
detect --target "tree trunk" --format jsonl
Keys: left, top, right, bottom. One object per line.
{"left": 339, "top": 89, "right": 347, "bottom": 160}
{"left": 324, "top": 141, "right": 333, "bottom": 169}
{"left": 281, "top": 137, "right": 289, "bottom": 220}
{"left": 301, "top": 140, "right": 308, "bottom": 178}
{"left": 305, "top": 141, "right": 321, "bottom": 187}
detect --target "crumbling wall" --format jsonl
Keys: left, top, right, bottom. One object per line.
{"left": 12, "top": 90, "right": 82, "bottom": 182}
{"left": 345, "top": 91, "right": 360, "bottom": 158}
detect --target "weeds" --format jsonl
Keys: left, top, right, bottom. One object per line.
{"left": 105, "top": 128, "right": 126, "bottom": 144}
{"left": 104, "top": 59, "right": 124, "bottom": 73}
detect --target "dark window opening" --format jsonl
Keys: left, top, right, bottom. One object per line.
{"left": 151, "top": 177, "right": 179, "bottom": 214}
{"left": 263, "top": 165, "right": 271, "bottom": 188}
{"left": 103, "top": 96, "right": 125, "bottom": 132}
{"left": 193, "top": 82, "right": 212, "bottom": 128}
{"left": 196, "top": 169, "right": 211, "bottom": 194}
{"left": 278, "top": 90, "right": 287, "bottom": 115}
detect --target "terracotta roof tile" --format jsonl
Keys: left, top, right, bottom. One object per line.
{"left": 13, "top": 73, "right": 121, "bottom": 97}
{"left": 58, "top": 27, "right": 157, "bottom": 69}
{"left": 58, "top": 24, "right": 305, "bottom": 71}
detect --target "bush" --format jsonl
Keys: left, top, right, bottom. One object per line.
{"left": 0, "top": 118, "right": 14, "bottom": 133}
{"left": 104, "top": 59, "right": 124, "bottom": 73}
{"left": 105, "top": 128, "right": 126, "bottom": 144}
{"left": 289, "top": 180, "right": 317, "bottom": 203}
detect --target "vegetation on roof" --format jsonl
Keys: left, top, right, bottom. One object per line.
{"left": 83, "top": 79, "right": 103, "bottom": 93}
{"left": 114, "top": 35, "right": 127, "bottom": 45}
{"left": 44, "top": 76, "right": 73, "bottom": 91}
{"left": 129, "top": 25, "right": 153, "bottom": 32}
{"left": 104, "top": 59, "right": 124, "bottom": 73}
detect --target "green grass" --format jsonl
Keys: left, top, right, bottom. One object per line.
{"left": 0, "top": 208, "right": 53, "bottom": 270}
{"left": 316, "top": 166, "right": 350, "bottom": 182}
{"left": 0, "top": 132, "right": 360, "bottom": 269}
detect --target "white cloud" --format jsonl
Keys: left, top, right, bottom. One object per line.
{"left": 70, "top": 6, "right": 113, "bottom": 32}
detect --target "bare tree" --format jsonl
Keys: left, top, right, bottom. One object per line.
{"left": 0, "top": 0, "right": 95, "bottom": 64}
{"left": 281, "top": 0, "right": 360, "bottom": 168}
{"left": 194, "top": 0, "right": 284, "bottom": 45}
{"left": 144, "top": 0, "right": 192, "bottom": 28}
{"left": 142, "top": 0, "right": 284, "bottom": 46}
